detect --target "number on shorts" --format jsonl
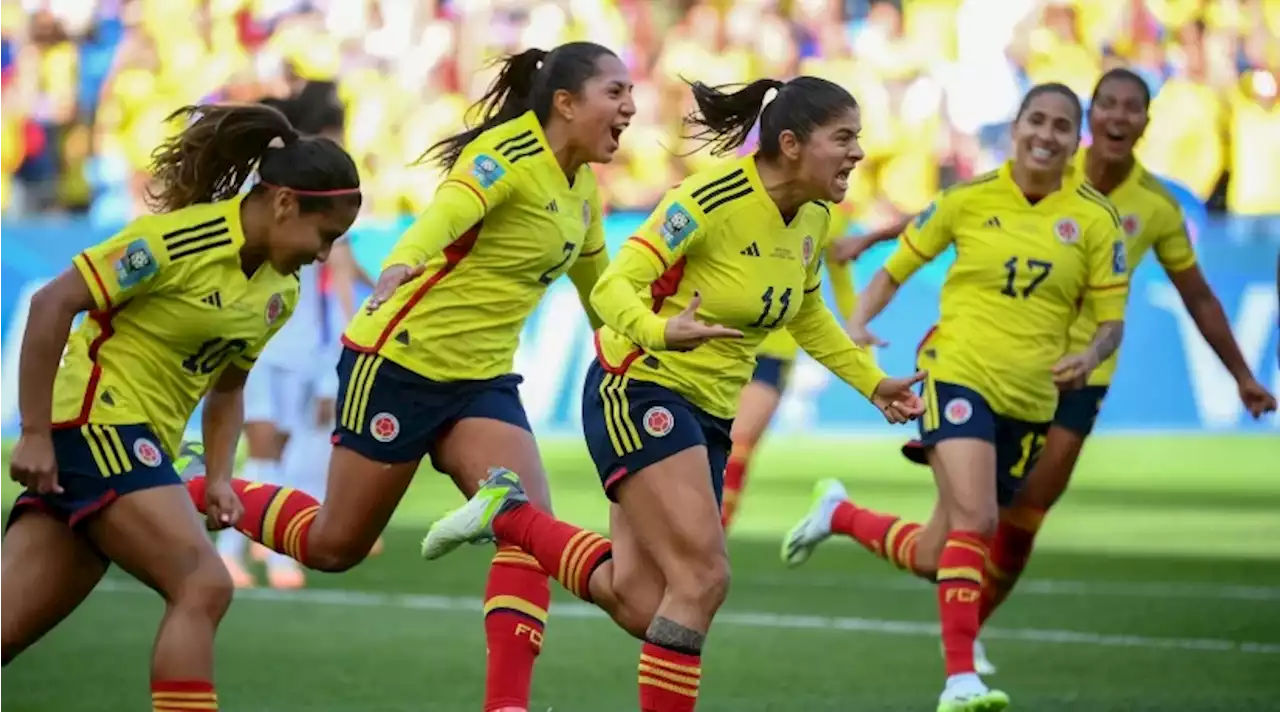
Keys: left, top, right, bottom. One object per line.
{"left": 1009, "top": 431, "right": 1047, "bottom": 478}
{"left": 538, "top": 241, "right": 577, "bottom": 285}
{"left": 182, "top": 337, "right": 249, "bottom": 375}
{"left": 748, "top": 286, "right": 793, "bottom": 328}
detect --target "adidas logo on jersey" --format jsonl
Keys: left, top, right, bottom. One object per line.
{"left": 984, "top": 216, "right": 1002, "bottom": 229}
{"left": 394, "top": 330, "right": 411, "bottom": 346}
{"left": 200, "top": 291, "right": 223, "bottom": 308}
{"left": 545, "top": 199, "right": 559, "bottom": 213}
{"left": 740, "top": 242, "right": 761, "bottom": 257}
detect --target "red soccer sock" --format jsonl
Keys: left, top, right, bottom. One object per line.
{"left": 186, "top": 476, "right": 320, "bottom": 566}
{"left": 492, "top": 502, "right": 612, "bottom": 602}
{"left": 638, "top": 641, "right": 701, "bottom": 711}
{"left": 483, "top": 545, "right": 551, "bottom": 712}
{"left": 719, "top": 450, "right": 751, "bottom": 528}
{"left": 980, "top": 506, "right": 1045, "bottom": 626}
{"left": 152, "top": 680, "right": 217, "bottom": 712}
{"left": 937, "top": 531, "right": 989, "bottom": 676}
{"left": 830, "top": 501, "right": 932, "bottom": 580}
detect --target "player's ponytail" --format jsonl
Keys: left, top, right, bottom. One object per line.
{"left": 683, "top": 76, "right": 858, "bottom": 159}
{"left": 420, "top": 42, "right": 618, "bottom": 172}
{"left": 147, "top": 103, "right": 360, "bottom": 214}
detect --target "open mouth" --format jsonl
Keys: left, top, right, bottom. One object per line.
{"left": 1103, "top": 127, "right": 1127, "bottom": 142}
{"left": 1030, "top": 146, "right": 1056, "bottom": 162}
{"left": 834, "top": 167, "right": 852, "bottom": 192}
{"left": 609, "top": 123, "right": 628, "bottom": 144}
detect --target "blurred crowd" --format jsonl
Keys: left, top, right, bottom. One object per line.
{"left": 2, "top": 0, "right": 1278, "bottom": 230}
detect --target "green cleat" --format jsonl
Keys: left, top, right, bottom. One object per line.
{"left": 421, "top": 467, "right": 529, "bottom": 560}
{"left": 936, "top": 688, "right": 1010, "bottom": 712}
{"left": 780, "top": 478, "right": 848, "bottom": 568}
{"left": 173, "top": 441, "right": 207, "bottom": 481}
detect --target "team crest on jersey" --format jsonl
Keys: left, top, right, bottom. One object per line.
{"left": 659, "top": 203, "right": 698, "bottom": 249}
{"left": 472, "top": 154, "right": 506, "bottom": 189}
{"left": 801, "top": 235, "right": 815, "bottom": 266}
{"left": 1122, "top": 214, "right": 1141, "bottom": 238}
{"left": 642, "top": 406, "right": 675, "bottom": 438}
{"left": 943, "top": 397, "right": 973, "bottom": 426}
{"left": 114, "top": 239, "right": 159, "bottom": 288}
{"left": 265, "top": 293, "right": 285, "bottom": 326}
{"left": 133, "top": 437, "right": 163, "bottom": 468}
{"left": 370, "top": 412, "right": 400, "bottom": 443}
{"left": 1054, "top": 218, "right": 1081, "bottom": 245}
{"left": 1111, "top": 240, "right": 1127, "bottom": 275}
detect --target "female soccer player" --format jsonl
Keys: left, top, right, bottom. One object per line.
{"left": 422, "top": 75, "right": 925, "bottom": 711}
{"left": 783, "top": 83, "right": 1131, "bottom": 711}
{"left": 976, "top": 67, "right": 1277, "bottom": 645}
{"left": 2, "top": 103, "right": 360, "bottom": 712}
{"left": 181, "top": 42, "right": 634, "bottom": 712}
{"left": 721, "top": 214, "right": 912, "bottom": 530}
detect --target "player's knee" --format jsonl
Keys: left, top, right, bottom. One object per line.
{"left": 169, "top": 555, "right": 234, "bottom": 621}
{"left": 303, "top": 537, "right": 367, "bottom": 572}
{"left": 946, "top": 502, "right": 998, "bottom": 540}
{"left": 666, "top": 551, "right": 731, "bottom": 613}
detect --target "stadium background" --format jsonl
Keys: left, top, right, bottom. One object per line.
{"left": 1, "top": 1, "right": 1277, "bottom": 710}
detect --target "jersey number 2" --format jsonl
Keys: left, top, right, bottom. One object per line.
{"left": 538, "top": 242, "right": 577, "bottom": 285}
{"left": 183, "top": 337, "right": 249, "bottom": 375}
{"left": 1001, "top": 257, "right": 1053, "bottom": 298}
{"left": 748, "top": 286, "right": 793, "bottom": 328}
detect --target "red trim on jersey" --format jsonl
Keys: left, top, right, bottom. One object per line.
{"left": 901, "top": 234, "right": 929, "bottom": 262}
{"left": 442, "top": 179, "right": 487, "bottom": 211}
{"left": 53, "top": 309, "right": 118, "bottom": 429}
{"left": 915, "top": 324, "right": 939, "bottom": 358}
{"left": 357, "top": 223, "right": 482, "bottom": 354}
{"left": 593, "top": 257, "right": 688, "bottom": 375}
{"left": 80, "top": 252, "right": 113, "bottom": 309}
{"left": 627, "top": 237, "right": 668, "bottom": 270}
{"left": 593, "top": 330, "right": 645, "bottom": 374}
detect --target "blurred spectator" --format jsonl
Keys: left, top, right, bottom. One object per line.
{"left": 1, "top": 0, "right": 1277, "bottom": 226}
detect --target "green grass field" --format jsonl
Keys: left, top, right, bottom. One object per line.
{"left": 4, "top": 434, "right": 1279, "bottom": 711}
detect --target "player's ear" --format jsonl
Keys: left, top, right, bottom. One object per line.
{"left": 552, "top": 88, "right": 576, "bottom": 122}
{"left": 778, "top": 129, "right": 802, "bottom": 161}
{"left": 271, "top": 186, "right": 300, "bottom": 223}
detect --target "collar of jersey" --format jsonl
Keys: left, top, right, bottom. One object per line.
{"left": 222, "top": 191, "right": 261, "bottom": 281}
{"left": 511, "top": 110, "right": 569, "bottom": 189}
{"left": 1074, "top": 146, "right": 1144, "bottom": 197}
{"left": 998, "top": 159, "right": 1083, "bottom": 208}
{"left": 739, "top": 154, "right": 802, "bottom": 228}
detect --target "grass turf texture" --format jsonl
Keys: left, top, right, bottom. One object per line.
{"left": 3, "top": 435, "right": 1278, "bottom": 711}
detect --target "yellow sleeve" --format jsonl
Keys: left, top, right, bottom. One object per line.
{"left": 786, "top": 284, "right": 887, "bottom": 399}
{"left": 383, "top": 146, "right": 516, "bottom": 268}
{"left": 882, "top": 195, "right": 954, "bottom": 284}
{"left": 567, "top": 189, "right": 610, "bottom": 330}
{"left": 589, "top": 188, "right": 707, "bottom": 350}
{"left": 72, "top": 218, "right": 172, "bottom": 311}
{"left": 232, "top": 290, "right": 297, "bottom": 371}
{"left": 1084, "top": 216, "right": 1130, "bottom": 323}
{"left": 825, "top": 251, "right": 857, "bottom": 320}
{"left": 1153, "top": 205, "right": 1197, "bottom": 273}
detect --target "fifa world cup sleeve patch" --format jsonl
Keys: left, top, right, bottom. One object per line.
{"left": 659, "top": 202, "right": 699, "bottom": 250}
{"left": 1111, "top": 239, "right": 1127, "bottom": 275}
{"left": 113, "top": 239, "right": 159, "bottom": 288}
{"left": 471, "top": 154, "right": 506, "bottom": 189}
{"left": 914, "top": 201, "right": 937, "bottom": 229}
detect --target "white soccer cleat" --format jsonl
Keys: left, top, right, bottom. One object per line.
{"left": 421, "top": 467, "right": 528, "bottom": 560}
{"left": 781, "top": 478, "right": 848, "bottom": 568}
{"left": 937, "top": 673, "right": 1010, "bottom": 712}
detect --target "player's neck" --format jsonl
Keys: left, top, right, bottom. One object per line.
{"left": 237, "top": 196, "right": 271, "bottom": 277}
{"left": 754, "top": 157, "right": 808, "bottom": 219}
{"left": 542, "top": 122, "right": 583, "bottom": 183}
{"left": 1083, "top": 147, "right": 1134, "bottom": 196}
{"left": 1009, "top": 162, "right": 1062, "bottom": 202}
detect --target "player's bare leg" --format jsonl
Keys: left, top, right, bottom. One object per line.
{"left": 88, "top": 485, "right": 231, "bottom": 710}
{"left": 981, "top": 425, "right": 1085, "bottom": 626}
{"left": 1, "top": 511, "right": 108, "bottom": 664}
{"left": 930, "top": 439, "right": 1008, "bottom": 710}
{"left": 435, "top": 418, "right": 556, "bottom": 712}
{"left": 723, "top": 380, "right": 781, "bottom": 529}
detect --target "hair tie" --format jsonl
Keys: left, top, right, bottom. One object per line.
{"left": 267, "top": 136, "right": 286, "bottom": 149}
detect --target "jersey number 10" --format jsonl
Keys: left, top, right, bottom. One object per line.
{"left": 183, "top": 337, "right": 249, "bottom": 375}
{"left": 748, "top": 286, "right": 793, "bottom": 329}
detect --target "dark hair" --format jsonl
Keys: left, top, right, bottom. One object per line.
{"left": 420, "top": 42, "right": 618, "bottom": 171}
{"left": 1015, "top": 83, "right": 1084, "bottom": 135}
{"left": 147, "top": 103, "right": 361, "bottom": 214}
{"left": 682, "top": 76, "right": 859, "bottom": 158}
{"left": 1090, "top": 68, "right": 1151, "bottom": 109}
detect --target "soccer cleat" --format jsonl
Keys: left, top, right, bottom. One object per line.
{"left": 173, "top": 441, "right": 207, "bottom": 481}
{"left": 781, "top": 478, "right": 848, "bottom": 568}
{"left": 421, "top": 467, "right": 529, "bottom": 561}
{"left": 936, "top": 689, "right": 1010, "bottom": 712}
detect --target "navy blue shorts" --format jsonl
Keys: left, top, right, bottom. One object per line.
{"left": 751, "top": 356, "right": 793, "bottom": 392}
{"left": 913, "top": 380, "right": 1049, "bottom": 507}
{"left": 333, "top": 347, "right": 531, "bottom": 467}
{"left": 6, "top": 423, "right": 179, "bottom": 531}
{"left": 582, "top": 360, "right": 733, "bottom": 504}
{"left": 1052, "top": 385, "right": 1109, "bottom": 437}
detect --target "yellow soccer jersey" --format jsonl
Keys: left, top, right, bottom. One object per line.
{"left": 755, "top": 256, "right": 858, "bottom": 361}
{"left": 884, "top": 162, "right": 1129, "bottom": 423}
{"left": 1070, "top": 152, "right": 1197, "bottom": 385}
{"left": 592, "top": 156, "right": 885, "bottom": 420}
{"left": 344, "top": 110, "right": 609, "bottom": 381}
{"left": 55, "top": 196, "right": 299, "bottom": 455}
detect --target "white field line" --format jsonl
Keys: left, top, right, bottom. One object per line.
{"left": 93, "top": 579, "right": 1280, "bottom": 656}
